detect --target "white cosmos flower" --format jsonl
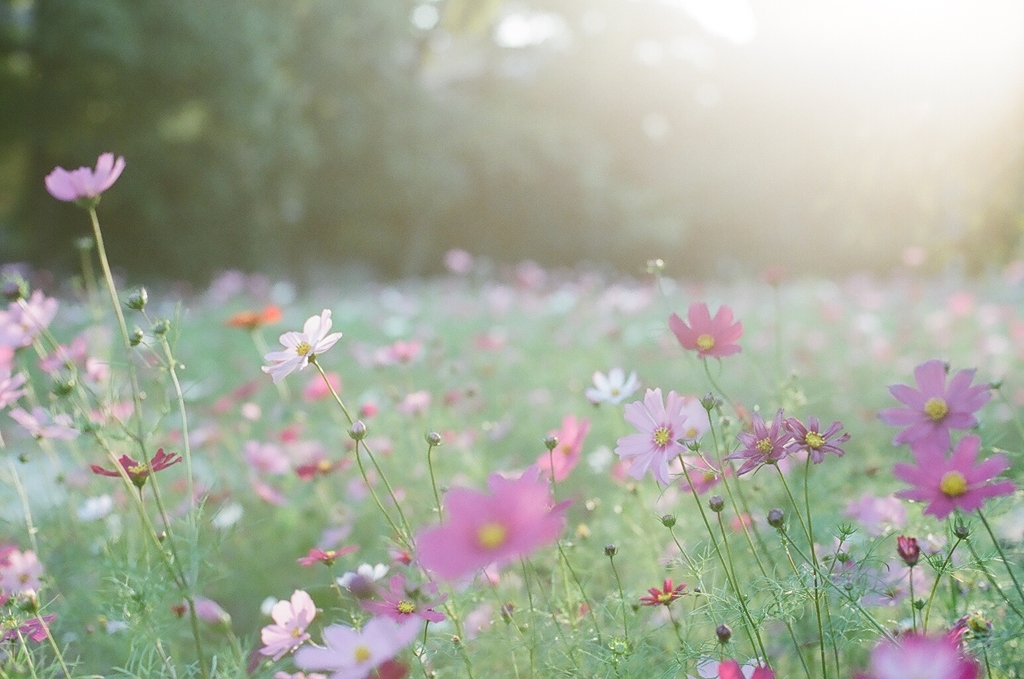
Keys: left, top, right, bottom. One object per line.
{"left": 585, "top": 367, "right": 639, "bottom": 405}
{"left": 262, "top": 310, "right": 343, "bottom": 383}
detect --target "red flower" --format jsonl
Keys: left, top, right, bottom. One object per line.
{"left": 225, "top": 304, "right": 282, "bottom": 330}
{"left": 639, "top": 578, "right": 687, "bottom": 606}
{"left": 91, "top": 449, "right": 182, "bottom": 488}
{"left": 897, "top": 536, "right": 920, "bottom": 567}
{"left": 297, "top": 546, "right": 358, "bottom": 567}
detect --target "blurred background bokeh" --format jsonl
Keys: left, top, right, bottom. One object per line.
{"left": 2, "top": 0, "right": 1024, "bottom": 284}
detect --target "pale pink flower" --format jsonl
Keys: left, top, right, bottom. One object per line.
{"left": 878, "top": 359, "right": 990, "bottom": 452}
{"left": 262, "top": 310, "right": 343, "bottom": 383}
{"left": 0, "top": 366, "right": 27, "bottom": 410}
{"left": 359, "top": 573, "right": 447, "bottom": 623}
{"left": 396, "top": 390, "right": 431, "bottom": 417}
{"left": 843, "top": 493, "right": 907, "bottom": 537}
{"left": 260, "top": 590, "right": 317, "bottom": 661}
{"left": 669, "top": 303, "right": 743, "bottom": 358}
{"left": 44, "top": 152, "right": 125, "bottom": 202}
{"left": 0, "top": 549, "right": 44, "bottom": 593}
{"left": 615, "top": 389, "right": 704, "bottom": 485}
{"left": 303, "top": 371, "right": 342, "bottom": 401}
{"left": 294, "top": 617, "right": 421, "bottom": 679}
{"left": 244, "top": 440, "right": 290, "bottom": 475}
{"left": 9, "top": 406, "right": 78, "bottom": 440}
{"left": 444, "top": 249, "right": 474, "bottom": 275}
{"left": 0, "top": 291, "right": 59, "bottom": 349}
{"left": 416, "top": 466, "right": 567, "bottom": 581}
{"left": 191, "top": 596, "right": 231, "bottom": 625}
{"left": 858, "top": 633, "right": 978, "bottom": 679}
{"left": 536, "top": 414, "right": 590, "bottom": 482}
{"left": 893, "top": 435, "right": 1014, "bottom": 520}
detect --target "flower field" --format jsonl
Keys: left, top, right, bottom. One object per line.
{"left": 2, "top": 156, "right": 1024, "bottom": 678}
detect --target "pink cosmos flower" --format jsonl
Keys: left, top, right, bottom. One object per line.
{"left": 91, "top": 449, "right": 182, "bottom": 488}
{"left": 0, "top": 366, "right": 27, "bottom": 410}
{"left": 244, "top": 440, "right": 291, "bottom": 475}
{"left": 893, "top": 435, "right": 1014, "bottom": 520}
{"left": 1, "top": 614, "right": 56, "bottom": 643}
{"left": 536, "top": 414, "right": 591, "bottom": 482}
{"left": 303, "top": 372, "right": 342, "bottom": 401}
{"left": 639, "top": 578, "right": 686, "bottom": 606}
{"left": 843, "top": 493, "right": 907, "bottom": 537}
{"left": 857, "top": 633, "right": 978, "bottom": 679}
{"left": 725, "top": 409, "right": 793, "bottom": 476}
{"left": 785, "top": 416, "right": 850, "bottom": 464}
{"left": 0, "top": 549, "right": 44, "bottom": 593}
{"left": 260, "top": 590, "right": 317, "bottom": 661}
{"left": 717, "top": 660, "right": 774, "bottom": 679}
{"left": 585, "top": 368, "right": 639, "bottom": 405}
{"left": 262, "top": 310, "right": 343, "bottom": 383}
{"left": 0, "top": 291, "right": 59, "bottom": 349}
{"left": 9, "top": 406, "right": 77, "bottom": 440}
{"left": 297, "top": 546, "right": 358, "bottom": 567}
{"left": 395, "top": 390, "right": 431, "bottom": 417}
{"left": 878, "top": 359, "right": 990, "bottom": 452}
{"left": 615, "top": 389, "right": 705, "bottom": 485}
{"left": 44, "top": 152, "right": 125, "bottom": 203}
{"left": 294, "top": 617, "right": 421, "bottom": 679}
{"left": 359, "top": 573, "right": 447, "bottom": 623}
{"left": 415, "top": 466, "right": 567, "bottom": 581}
{"left": 190, "top": 596, "right": 231, "bottom": 625}
{"left": 669, "top": 303, "right": 743, "bottom": 358}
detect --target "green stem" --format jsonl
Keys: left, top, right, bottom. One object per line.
{"left": 607, "top": 552, "right": 630, "bottom": 644}
{"left": 922, "top": 533, "right": 963, "bottom": 632}
{"left": 37, "top": 611, "right": 72, "bottom": 679}
{"left": 977, "top": 510, "right": 1024, "bottom": 610}
{"left": 427, "top": 441, "right": 443, "bottom": 521}
{"left": 964, "top": 535, "right": 1024, "bottom": 620}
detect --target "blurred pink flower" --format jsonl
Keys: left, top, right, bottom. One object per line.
{"left": 396, "top": 390, "right": 431, "bottom": 417}
{"left": 360, "top": 573, "right": 447, "bottom": 623}
{"left": 0, "top": 291, "right": 59, "bottom": 349}
{"left": 843, "top": 493, "right": 907, "bottom": 537}
{"left": 444, "top": 249, "right": 474, "bottom": 275}
{"left": 858, "top": 633, "right": 978, "bottom": 679}
{"left": 669, "top": 303, "right": 743, "bottom": 358}
{"left": 536, "top": 414, "right": 590, "bottom": 482}
{"left": 878, "top": 359, "right": 990, "bottom": 452}
{"left": 0, "top": 366, "right": 26, "bottom": 410}
{"left": 303, "top": 371, "right": 342, "bottom": 401}
{"left": 893, "top": 435, "right": 1014, "bottom": 520}
{"left": 615, "top": 389, "right": 700, "bottom": 485}
{"left": 244, "top": 440, "right": 290, "bottom": 475}
{"left": 191, "top": 596, "right": 230, "bottom": 625}
{"left": 9, "top": 406, "right": 77, "bottom": 440}
{"left": 295, "top": 617, "right": 421, "bottom": 679}
{"left": 0, "top": 549, "right": 44, "bottom": 593}
{"left": 718, "top": 660, "right": 774, "bottom": 679}
{"left": 416, "top": 466, "right": 566, "bottom": 581}
{"left": 44, "top": 152, "right": 125, "bottom": 202}
{"left": 262, "top": 310, "right": 343, "bottom": 383}
{"left": 260, "top": 590, "right": 316, "bottom": 661}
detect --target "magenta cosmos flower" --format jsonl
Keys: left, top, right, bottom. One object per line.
{"left": 44, "top": 152, "right": 125, "bottom": 203}
{"left": 725, "top": 409, "right": 792, "bottom": 476}
{"left": 615, "top": 389, "right": 707, "bottom": 485}
{"left": 360, "top": 573, "right": 447, "bottom": 623}
{"left": 415, "top": 466, "right": 567, "bottom": 581}
{"left": 878, "top": 359, "right": 990, "bottom": 452}
{"left": 294, "top": 616, "right": 421, "bottom": 679}
{"left": 857, "top": 633, "right": 978, "bottom": 679}
{"left": 263, "top": 310, "right": 343, "bottom": 383}
{"left": 718, "top": 660, "right": 774, "bottom": 679}
{"left": 785, "top": 416, "right": 850, "bottom": 464}
{"left": 669, "top": 303, "right": 743, "bottom": 358}
{"left": 261, "top": 590, "right": 317, "bottom": 661}
{"left": 892, "top": 435, "right": 1014, "bottom": 520}
{"left": 639, "top": 578, "right": 686, "bottom": 607}
{"left": 91, "top": 448, "right": 182, "bottom": 489}
{"left": 536, "top": 414, "right": 591, "bottom": 482}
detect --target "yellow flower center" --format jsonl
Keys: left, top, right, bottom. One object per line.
{"left": 295, "top": 341, "right": 312, "bottom": 357}
{"left": 19, "top": 573, "right": 29, "bottom": 584}
{"left": 702, "top": 470, "right": 717, "bottom": 483}
{"left": 397, "top": 600, "right": 416, "bottom": 615}
{"left": 292, "top": 627, "right": 303, "bottom": 637}
{"left": 657, "top": 592, "right": 673, "bottom": 604}
{"left": 805, "top": 432, "right": 825, "bottom": 449}
{"left": 354, "top": 645, "right": 372, "bottom": 663}
{"left": 477, "top": 522, "right": 507, "bottom": 550}
{"left": 127, "top": 464, "right": 148, "bottom": 477}
{"left": 940, "top": 471, "right": 968, "bottom": 497}
{"left": 610, "top": 387, "right": 620, "bottom": 396}
{"left": 756, "top": 438, "right": 773, "bottom": 455}
{"left": 924, "top": 397, "right": 949, "bottom": 422}
{"left": 653, "top": 426, "right": 672, "bottom": 448}
{"left": 696, "top": 334, "right": 716, "bottom": 351}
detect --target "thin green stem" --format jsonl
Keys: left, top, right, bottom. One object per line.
{"left": 427, "top": 441, "right": 443, "bottom": 521}
{"left": 158, "top": 335, "right": 196, "bottom": 516}
{"left": 922, "top": 534, "right": 964, "bottom": 632}
{"left": 964, "top": 535, "right": 1024, "bottom": 620}
{"left": 977, "top": 510, "right": 1024, "bottom": 609}
{"left": 37, "top": 612, "right": 72, "bottom": 679}
{"left": 607, "top": 552, "right": 630, "bottom": 644}
{"left": 801, "top": 456, "right": 830, "bottom": 679}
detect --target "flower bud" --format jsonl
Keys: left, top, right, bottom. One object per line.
{"left": 700, "top": 393, "right": 722, "bottom": 412}
{"left": 897, "top": 536, "right": 920, "bottom": 567}
{"left": 151, "top": 319, "right": 170, "bottom": 335}
{"left": 660, "top": 514, "right": 677, "bottom": 528}
{"left": 544, "top": 435, "right": 559, "bottom": 452}
{"left": 708, "top": 495, "right": 725, "bottom": 513}
{"left": 1, "top": 277, "right": 28, "bottom": 302}
{"left": 349, "top": 420, "right": 367, "bottom": 440}
{"left": 604, "top": 544, "right": 618, "bottom": 557}
{"left": 16, "top": 589, "right": 39, "bottom": 613}
{"left": 767, "top": 508, "right": 785, "bottom": 530}
{"left": 52, "top": 377, "right": 77, "bottom": 397}
{"left": 716, "top": 623, "right": 732, "bottom": 644}
{"left": 646, "top": 258, "right": 665, "bottom": 275}
{"left": 425, "top": 431, "right": 442, "bottom": 446}
{"left": 75, "top": 236, "right": 95, "bottom": 252}
{"left": 954, "top": 523, "right": 969, "bottom": 540}
{"left": 125, "top": 287, "right": 148, "bottom": 311}
{"left": 129, "top": 327, "right": 144, "bottom": 346}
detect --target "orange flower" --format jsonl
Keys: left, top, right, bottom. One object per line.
{"left": 226, "top": 304, "right": 282, "bottom": 330}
